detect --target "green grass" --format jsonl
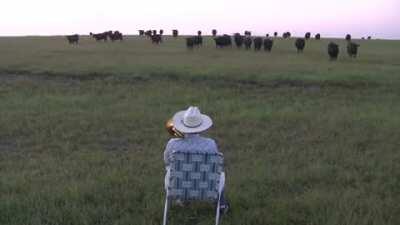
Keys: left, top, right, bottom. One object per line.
{"left": 0, "top": 36, "right": 400, "bottom": 225}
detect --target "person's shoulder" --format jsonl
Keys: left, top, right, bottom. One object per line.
{"left": 166, "top": 138, "right": 181, "bottom": 147}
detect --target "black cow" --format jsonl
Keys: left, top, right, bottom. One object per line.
{"left": 66, "top": 34, "right": 79, "bottom": 44}
{"left": 345, "top": 34, "right": 351, "bottom": 41}
{"left": 138, "top": 30, "right": 145, "bottom": 36}
{"left": 212, "top": 29, "right": 217, "bottom": 37}
{"left": 244, "top": 36, "right": 252, "bottom": 50}
{"left": 283, "top": 32, "right": 291, "bottom": 39}
{"left": 295, "top": 38, "right": 306, "bottom": 53}
{"left": 263, "top": 38, "right": 273, "bottom": 52}
{"left": 145, "top": 30, "right": 152, "bottom": 37}
{"left": 328, "top": 42, "right": 339, "bottom": 60}
{"left": 253, "top": 37, "right": 263, "bottom": 51}
{"left": 186, "top": 37, "right": 195, "bottom": 49}
{"left": 315, "top": 33, "right": 321, "bottom": 40}
{"left": 347, "top": 42, "right": 360, "bottom": 58}
{"left": 90, "top": 32, "right": 108, "bottom": 41}
{"left": 305, "top": 32, "right": 311, "bottom": 40}
{"left": 172, "top": 29, "right": 178, "bottom": 38}
{"left": 214, "top": 35, "right": 232, "bottom": 48}
{"left": 234, "top": 33, "right": 244, "bottom": 48}
{"left": 151, "top": 34, "right": 162, "bottom": 44}
{"left": 110, "top": 31, "right": 123, "bottom": 41}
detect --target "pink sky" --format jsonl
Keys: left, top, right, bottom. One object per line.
{"left": 1, "top": 0, "right": 399, "bottom": 39}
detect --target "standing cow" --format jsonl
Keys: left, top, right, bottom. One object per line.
{"left": 253, "top": 37, "right": 263, "bottom": 51}
{"left": 172, "top": 29, "right": 178, "bottom": 38}
{"left": 347, "top": 42, "right": 360, "bottom": 58}
{"left": 263, "top": 38, "right": 273, "bottom": 52}
{"left": 295, "top": 38, "right": 306, "bottom": 53}
{"left": 328, "top": 42, "right": 339, "bottom": 60}
{"left": 244, "top": 36, "right": 252, "bottom": 50}
{"left": 234, "top": 33, "right": 244, "bottom": 48}
{"left": 66, "top": 34, "right": 79, "bottom": 44}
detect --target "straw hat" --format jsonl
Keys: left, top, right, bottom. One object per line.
{"left": 172, "top": 106, "right": 213, "bottom": 134}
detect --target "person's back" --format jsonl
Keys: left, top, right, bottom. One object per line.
{"left": 163, "top": 106, "right": 229, "bottom": 213}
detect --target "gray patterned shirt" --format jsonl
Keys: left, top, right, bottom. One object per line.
{"left": 164, "top": 134, "right": 220, "bottom": 167}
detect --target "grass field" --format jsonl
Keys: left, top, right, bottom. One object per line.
{"left": 0, "top": 36, "right": 400, "bottom": 225}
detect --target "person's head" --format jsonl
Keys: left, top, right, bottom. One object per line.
{"left": 172, "top": 106, "right": 212, "bottom": 135}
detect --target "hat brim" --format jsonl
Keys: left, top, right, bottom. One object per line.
{"left": 172, "top": 111, "right": 213, "bottom": 134}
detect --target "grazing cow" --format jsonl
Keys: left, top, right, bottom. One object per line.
{"left": 186, "top": 37, "right": 195, "bottom": 49}
{"left": 244, "top": 36, "right": 252, "bottom": 50}
{"left": 347, "top": 42, "right": 360, "bottom": 58}
{"left": 315, "top": 33, "right": 321, "bottom": 40}
{"left": 172, "top": 29, "right": 178, "bottom": 37}
{"left": 295, "top": 38, "right": 306, "bottom": 53}
{"left": 244, "top": 31, "right": 251, "bottom": 36}
{"left": 66, "top": 34, "right": 79, "bottom": 44}
{"left": 345, "top": 34, "right": 351, "bottom": 41}
{"left": 328, "top": 42, "right": 339, "bottom": 60}
{"left": 263, "top": 38, "right": 273, "bottom": 52}
{"left": 151, "top": 34, "right": 162, "bottom": 44}
{"left": 109, "top": 31, "right": 123, "bottom": 41}
{"left": 234, "top": 33, "right": 244, "bottom": 48}
{"left": 212, "top": 29, "right": 217, "bottom": 37}
{"left": 253, "top": 37, "right": 263, "bottom": 51}
{"left": 274, "top": 32, "right": 278, "bottom": 37}
{"left": 139, "top": 30, "right": 145, "bottom": 36}
{"left": 214, "top": 35, "right": 232, "bottom": 48}
{"left": 90, "top": 32, "right": 108, "bottom": 41}
{"left": 305, "top": 32, "right": 311, "bottom": 40}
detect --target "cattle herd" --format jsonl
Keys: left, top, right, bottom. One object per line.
{"left": 66, "top": 29, "right": 365, "bottom": 59}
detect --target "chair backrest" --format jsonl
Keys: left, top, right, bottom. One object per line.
{"left": 167, "top": 151, "right": 224, "bottom": 202}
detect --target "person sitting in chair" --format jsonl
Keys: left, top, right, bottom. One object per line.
{"left": 164, "top": 106, "right": 229, "bottom": 213}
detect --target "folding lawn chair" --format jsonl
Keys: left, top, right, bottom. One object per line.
{"left": 162, "top": 150, "right": 225, "bottom": 225}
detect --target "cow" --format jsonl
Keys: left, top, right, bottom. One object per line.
{"left": 328, "top": 42, "right": 339, "bottom": 60}
{"left": 66, "top": 34, "right": 79, "bottom": 44}
{"left": 283, "top": 32, "right": 291, "bottom": 39}
{"left": 186, "top": 37, "right": 195, "bottom": 49}
{"left": 212, "top": 29, "right": 217, "bottom": 37}
{"left": 234, "top": 33, "right": 244, "bottom": 48}
{"left": 345, "top": 34, "right": 351, "bottom": 41}
{"left": 295, "top": 38, "right": 306, "bottom": 53}
{"left": 90, "top": 32, "right": 108, "bottom": 41}
{"left": 151, "top": 34, "right": 162, "bottom": 44}
{"left": 263, "top": 38, "right": 273, "bottom": 52}
{"left": 159, "top": 29, "right": 164, "bottom": 35}
{"left": 138, "top": 30, "right": 145, "bottom": 36}
{"left": 145, "top": 30, "right": 152, "bottom": 37}
{"left": 315, "top": 33, "right": 321, "bottom": 40}
{"left": 253, "top": 37, "right": 263, "bottom": 51}
{"left": 214, "top": 35, "right": 232, "bottom": 48}
{"left": 305, "top": 32, "right": 311, "bottom": 40}
{"left": 347, "top": 42, "right": 360, "bottom": 58}
{"left": 172, "top": 29, "right": 178, "bottom": 38}
{"left": 109, "top": 31, "right": 123, "bottom": 41}
{"left": 244, "top": 36, "right": 252, "bottom": 50}
{"left": 152, "top": 30, "right": 157, "bottom": 36}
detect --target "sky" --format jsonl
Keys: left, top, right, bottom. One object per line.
{"left": 1, "top": 0, "right": 399, "bottom": 39}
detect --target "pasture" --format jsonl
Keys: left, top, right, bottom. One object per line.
{"left": 0, "top": 36, "right": 400, "bottom": 225}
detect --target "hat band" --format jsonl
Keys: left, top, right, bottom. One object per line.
{"left": 182, "top": 119, "right": 203, "bottom": 128}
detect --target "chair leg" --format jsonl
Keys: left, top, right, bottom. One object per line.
{"left": 163, "top": 197, "right": 169, "bottom": 225}
{"left": 215, "top": 194, "right": 221, "bottom": 225}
